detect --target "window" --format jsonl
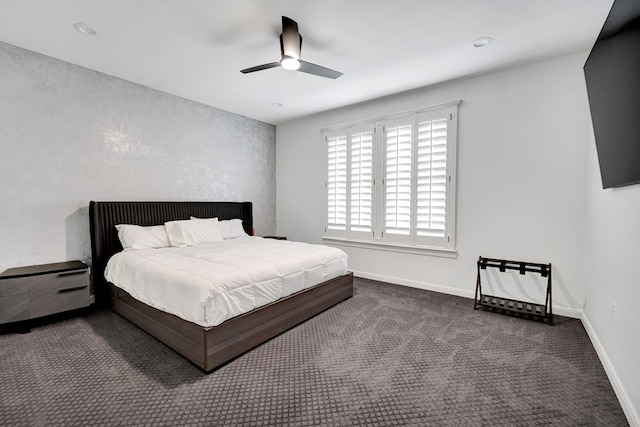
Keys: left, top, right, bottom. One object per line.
{"left": 324, "top": 102, "right": 459, "bottom": 253}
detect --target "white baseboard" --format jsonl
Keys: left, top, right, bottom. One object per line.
{"left": 352, "top": 270, "right": 474, "bottom": 299}
{"left": 581, "top": 314, "right": 638, "bottom": 427}
{"left": 350, "top": 270, "right": 582, "bottom": 319}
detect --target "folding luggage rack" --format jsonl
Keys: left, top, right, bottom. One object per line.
{"left": 474, "top": 256, "right": 553, "bottom": 325}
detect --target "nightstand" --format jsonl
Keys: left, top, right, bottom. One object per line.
{"left": 0, "top": 261, "right": 90, "bottom": 325}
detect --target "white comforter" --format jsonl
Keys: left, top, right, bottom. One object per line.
{"left": 104, "top": 237, "right": 348, "bottom": 327}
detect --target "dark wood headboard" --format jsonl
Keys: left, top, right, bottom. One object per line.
{"left": 89, "top": 201, "right": 253, "bottom": 306}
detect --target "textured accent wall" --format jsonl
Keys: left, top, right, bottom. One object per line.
{"left": 0, "top": 41, "right": 276, "bottom": 271}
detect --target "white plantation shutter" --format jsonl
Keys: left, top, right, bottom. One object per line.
{"left": 324, "top": 101, "right": 458, "bottom": 252}
{"left": 350, "top": 129, "right": 374, "bottom": 233}
{"left": 416, "top": 114, "right": 448, "bottom": 240}
{"left": 384, "top": 120, "right": 413, "bottom": 242}
{"left": 327, "top": 133, "right": 348, "bottom": 231}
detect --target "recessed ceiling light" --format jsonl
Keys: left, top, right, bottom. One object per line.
{"left": 73, "top": 23, "right": 96, "bottom": 36}
{"left": 272, "top": 103, "right": 283, "bottom": 108}
{"left": 472, "top": 37, "right": 493, "bottom": 48}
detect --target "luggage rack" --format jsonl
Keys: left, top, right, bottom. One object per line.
{"left": 474, "top": 256, "right": 553, "bottom": 325}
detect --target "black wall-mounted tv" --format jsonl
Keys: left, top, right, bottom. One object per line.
{"left": 584, "top": 0, "right": 640, "bottom": 189}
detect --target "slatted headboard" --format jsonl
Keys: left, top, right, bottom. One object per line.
{"left": 89, "top": 201, "right": 253, "bottom": 306}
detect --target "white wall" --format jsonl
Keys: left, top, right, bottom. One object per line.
{"left": 0, "top": 41, "right": 276, "bottom": 272}
{"left": 277, "top": 52, "right": 592, "bottom": 318}
{"left": 582, "top": 131, "right": 640, "bottom": 424}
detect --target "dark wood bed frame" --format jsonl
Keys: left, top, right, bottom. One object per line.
{"left": 89, "top": 201, "right": 353, "bottom": 372}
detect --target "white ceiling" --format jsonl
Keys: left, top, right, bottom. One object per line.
{"left": 0, "top": 0, "right": 613, "bottom": 125}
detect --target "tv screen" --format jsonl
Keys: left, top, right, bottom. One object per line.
{"left": 584, "top": 0, "right": 640, "bottom": 189}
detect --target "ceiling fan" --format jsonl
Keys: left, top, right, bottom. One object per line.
{"left": 240, "top": 16, "right": 343, "bottom": 79}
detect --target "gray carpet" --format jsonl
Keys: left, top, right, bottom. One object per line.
{"left": 0, "top": 278, "right": 628, "bottom": 426}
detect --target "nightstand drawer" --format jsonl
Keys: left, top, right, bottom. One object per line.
{"left": 29, "top": 285, "right": 90, "bottom": 319}
{"left": 0, "top": 276, "right": 29, "bottom": 297}
{"left": 29, "top": 269, "right": 88, "bottom": 293}
{"left": 0, "top": 295, "right": 29, "bottom": 323}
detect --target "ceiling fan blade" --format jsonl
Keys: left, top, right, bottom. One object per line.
{"left": 298, "top": 60, "right": 343, "bottom": 79}
{"left": 281, "top": 16, "right": 302, "bottom": 59}
{"left": 240, "top": 62, "right": 281, "bottom": 74}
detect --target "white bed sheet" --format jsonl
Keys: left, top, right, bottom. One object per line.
{"left": 104, "top": 236, "right": 349, "bottom": 327}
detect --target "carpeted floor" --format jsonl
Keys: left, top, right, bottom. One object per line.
{"left": 0, "top": 278, "right": 628, "bottom": 426}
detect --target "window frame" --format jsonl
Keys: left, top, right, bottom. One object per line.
{"left": 323, "top": 100, "right": 460, "bottom": 256}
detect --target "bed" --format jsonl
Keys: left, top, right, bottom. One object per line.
{"left": 89, "top": 201, "right": 353, "bottom": 372}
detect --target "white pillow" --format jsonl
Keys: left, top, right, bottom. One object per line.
{"left": 220, "top": 218, "right": 248, "bottom": 239}
{"left": 115, "top": 224, "right": 171, "bottom": 251}
{"left": 165, "top": 218, "right": 223, "bottom": 247}
{"left": 191, "top": 217, "right": 247, "bottom": 239}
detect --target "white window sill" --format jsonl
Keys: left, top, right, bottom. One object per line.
{"left": 322, "top": 236, "right": 458, "bottom": 258}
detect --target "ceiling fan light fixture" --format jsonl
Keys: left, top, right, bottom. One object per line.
{"left": 281, "top": 56, "right": 300, "bottom": 71}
